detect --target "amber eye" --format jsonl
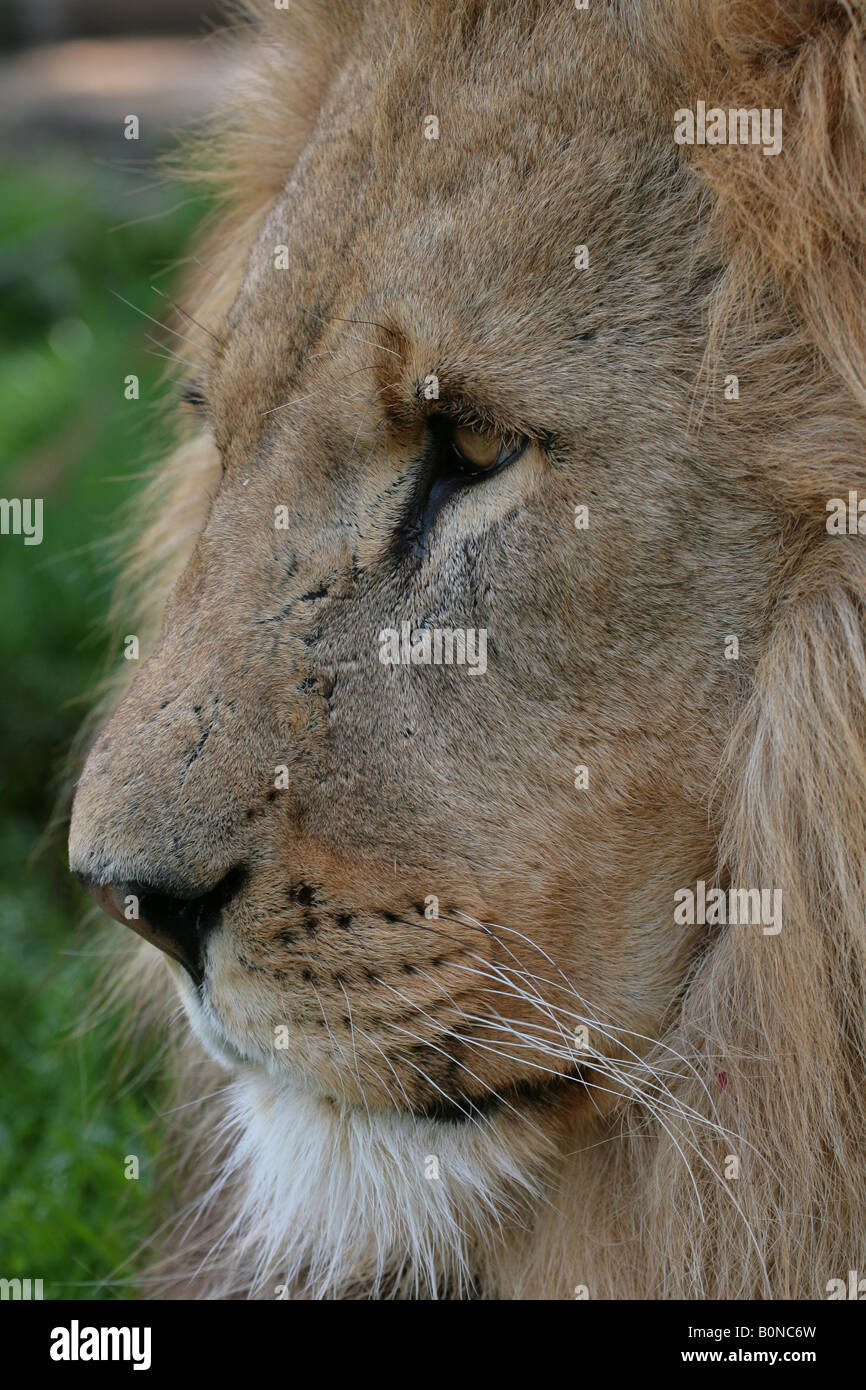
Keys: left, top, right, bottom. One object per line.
{"left": 444, "top": 421, "right": 524, "bottom": 481}
{"left": 451, "top": 423, "right": 502, "bottom": 468}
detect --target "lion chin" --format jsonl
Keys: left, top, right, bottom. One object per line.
{"left": 69, "top": 0, "right": 866, "bottom": 1299}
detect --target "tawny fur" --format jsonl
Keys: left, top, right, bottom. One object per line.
{"left": 69, "top": 0, "right": 866, "bottom": 1298}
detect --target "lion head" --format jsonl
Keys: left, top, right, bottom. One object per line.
{"left": 68, "top": 0, "right": 866, "bottom": 1298}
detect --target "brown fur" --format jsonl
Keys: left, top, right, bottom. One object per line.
{"left": 69, "top": 0, "right": 866, "bottom": 1297}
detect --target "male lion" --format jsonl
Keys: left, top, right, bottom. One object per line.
{"left": 69, "top": 0, "right": 866, "bottom": 1298}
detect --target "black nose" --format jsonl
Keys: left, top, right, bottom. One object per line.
{"left": 75, "top": 867, "right": 246, "bottom": 987}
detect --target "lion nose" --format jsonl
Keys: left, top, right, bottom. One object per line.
{"left": 75, "top": 867, "right": 245, "bottom": 987}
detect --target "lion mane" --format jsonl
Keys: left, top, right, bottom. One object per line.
{"left": 80, "top": 0, "right": 866, "bottom": 1299}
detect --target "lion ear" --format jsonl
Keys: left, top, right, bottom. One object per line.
{"left": 655, "top": 0, "right": 866, "bottom": 406}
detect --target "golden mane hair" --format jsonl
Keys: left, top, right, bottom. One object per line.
{"left": 83, "top": 0, "right": 866, "bottom": 1297}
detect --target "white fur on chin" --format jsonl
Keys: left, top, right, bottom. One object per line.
{"left": 206, "top": 1068, "right": 555, "bottom": 1299}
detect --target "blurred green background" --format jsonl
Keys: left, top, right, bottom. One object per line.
{"left": 0, "top": 0, "right": 225, "bottom": 1297}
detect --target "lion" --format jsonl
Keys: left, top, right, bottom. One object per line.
{"left": 68, "top": 0, "right": 866, "bottom": 1299}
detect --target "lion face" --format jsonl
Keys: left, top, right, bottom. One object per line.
{"left": 69, "top": 5, "right": 781, "bottom": 1127}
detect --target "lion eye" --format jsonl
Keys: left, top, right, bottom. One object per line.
{"left": 442, "top": 421, "right": 525, "bottom": 481}
{"left": 451, "top": 424, "right": 502, "bottom": 468}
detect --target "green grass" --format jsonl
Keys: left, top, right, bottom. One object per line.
{"left": 0, "top": 155, "right": 207, "bottom": 1297}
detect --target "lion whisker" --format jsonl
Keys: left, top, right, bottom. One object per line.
{"left": 298, "top": 303, "right": 401, "bottom": 357}
{"left": 337, "top": 979, "right": 403, "bottom": 1114}
{"left": 308, "top": 981, "right": 353, "bottom": 1110}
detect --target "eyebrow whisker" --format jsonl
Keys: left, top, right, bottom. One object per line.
{"left": 150, "top": 285, "right": 223, "bottom": 345}
{"left": 143, "top": 335, "right": 202, "bottom": 375}
{"left": 299, "top": 304, "right": 401, "bottom": 358}
{"left": 111, "top": 290, "right": 202, "bottom": 350}
{"left": 328, "top": 314, "right": 400, "bottom": 339}
{"left": 261, "top": 363, "right": 381, "bottom": 417}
